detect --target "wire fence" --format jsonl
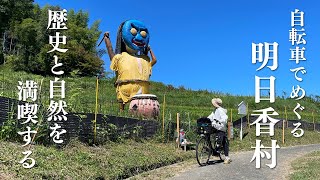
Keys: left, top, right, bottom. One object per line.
{"left": 0, "top": 96, "right": 159, "bottom": 145}
{"left": 1, "top": 72, "right": 320, "bottom": 145}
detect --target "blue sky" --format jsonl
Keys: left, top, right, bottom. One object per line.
{"left": 35, "top": 0, "right": 320, "bottom": 97}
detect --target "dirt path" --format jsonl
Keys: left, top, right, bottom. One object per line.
{"left": 169, "top": 144, "right": 320, "bottom": 180}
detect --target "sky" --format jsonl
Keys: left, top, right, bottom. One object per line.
{"left": 35, "top": 0, "right": 320, "bottom": 97}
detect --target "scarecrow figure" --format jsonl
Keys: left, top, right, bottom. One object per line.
{"left": 103, "top": 20, "right": 157, "bottom": 111}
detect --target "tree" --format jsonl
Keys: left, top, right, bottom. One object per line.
{"left": 0, "top": 0, "right": 33, "bottom": 34}
{"left": 0, "top": 51, "right": 3, "bottom": 65}
{"left": 4, "top": 4, "right": 104, "bottom": 77}
{"left": 0, "top": 0, "right": 34, "bottom": 68}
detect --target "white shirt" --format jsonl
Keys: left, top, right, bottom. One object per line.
{"left": 207, "top": 107, "right": 228, "bottom": 132}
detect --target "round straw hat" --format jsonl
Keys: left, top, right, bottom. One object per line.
{"left": 211, "top": 98, "right": 222, "bottom": 108}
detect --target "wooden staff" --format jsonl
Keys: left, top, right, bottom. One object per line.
{"left": 94, "top": 77, "right": 99, "bottom": 144}
{"left": 312, "top": 111, "right": 315, "bottom": 131}
{"left": 177, "top": 113, "right": 180, "bottom": 148}
{"left": 162, "top": 94, "right": 166, "bottom": 143}
{"left": 285, "top": 106, "right": 288, "bottom": 128}
{"left": 282, "top": 119, "right": 285, "bottom": 144}
{"left": 247, "top": 103, "right": 250, "bottom": 129}
{"left": 167, "top": 112, "right": 172, "bottom": 143}
{"left": 281, "top": 106, "right": 285, "bottom": 144}
{"left": 228, "top": 109, "right": 233, "bottom": 140}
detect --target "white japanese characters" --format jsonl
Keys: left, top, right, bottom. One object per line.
{"left": 250, "top": 107, "right": 280, "bottom": 168}
{"left": 250, "top": 8, "right": 308, "bottom": 169}
{"left": 17, "top": 9, "right": 69, "bottom": 168}
{"left": 254, "top": 76, "right": 276, "bottom": 103}
{"left": 291, "top": 9, "right": 304, "bottom": 27}
{"left": 47, "top": 9, "right": 68, "bottom": 30}
{"left": 47, "top": 100, "right": 68, "bottom": 121}
{"left": 251, "top": 107, "right": 280, "bottom": 137}
{"left": 17, "top": 81, "right": 38, "bottom": 101}
{"left": 19, "top": 151, "right": 36, "bottom": 169}
{"left": 48, "top": 32, "right": 68, "bottom": 53}
{"left": 47, "top": 9, "right": 68, "bottom": 144}
{"left": 17, "top": 80, "right": 38, "bottom": 168}
{"left": 290, "top": 67, "right": 306, "bottom": 82}
{"left": 291, "top": 122, "right": 304, "bottom": 137}
{"left": 251, "top": 37, "right": 280, "bottom": 169}
{"left": 251, "top": 140, "right": 280, "bottom": 169}
{"left": 50, "top": 123, "right": 67, "bottom": 144}
{"left": 252, "top": 42, "right": 278, "bottom": 71}
{"left": 289, "top": 9, "right": 305, "bottom": 136}
{"left": 49, "top": 78, "right": 66, "bottom": 99}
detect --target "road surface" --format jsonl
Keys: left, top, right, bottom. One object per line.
{"left": 170, "top": 144, "right": 320, "bottom": 180}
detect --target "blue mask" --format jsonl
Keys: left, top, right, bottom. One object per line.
{"left": 122, "top": 20, "right": 150, "bottom": 52}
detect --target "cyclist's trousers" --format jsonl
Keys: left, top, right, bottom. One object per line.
{"left": 217, "top": 131, "right": 229, "bottom": 156}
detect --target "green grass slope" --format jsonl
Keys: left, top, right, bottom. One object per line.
{"left": 1, "top": 65, "right": 319, "bottom": 123}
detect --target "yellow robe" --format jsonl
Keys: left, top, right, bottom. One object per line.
{"left": 110, "top": 52, "right": 152, "bottom": 103}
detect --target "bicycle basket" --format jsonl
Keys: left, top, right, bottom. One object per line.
{"left": 196, "top": 117, "right": 216, "bottom": 134}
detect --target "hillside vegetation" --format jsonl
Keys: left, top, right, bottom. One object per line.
{"left": 290, "top": 151, "right": 320, "bottom": 180}
{"left": 0, "top": 140, "right": 193, "bottom": 179}
{"left": 1, "top": 65, "right": 320, "bottom": 179}
{"left": 1, "top": 65, "right": 319, "bottom": 123}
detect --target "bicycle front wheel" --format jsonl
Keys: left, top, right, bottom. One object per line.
{"left": 196, "top": 136, "right": 211, "bottom": 166}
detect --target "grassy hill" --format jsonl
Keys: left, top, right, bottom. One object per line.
{"left": 1, "top": 65, "right": 319, "bottom": 123}
{"left": 1, "top": 64, "right": 318, "bottom": 146}
{"left": 1, "top": 65, "right": 320, "bottom": 179}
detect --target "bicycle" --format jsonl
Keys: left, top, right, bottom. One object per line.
{"left": 196, "top": 117, "right": 226, "bottom": 166}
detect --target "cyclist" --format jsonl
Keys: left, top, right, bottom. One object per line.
{"left": 207, "top": 98, "right": 232, "bottom": 164}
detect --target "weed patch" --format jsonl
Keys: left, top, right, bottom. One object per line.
{"left": 290, "top": 151, "right": 320, "bottom": 180}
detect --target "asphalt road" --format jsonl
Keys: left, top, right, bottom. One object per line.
{"left": 170, "top": 144, "right": 320, "bottom": 180}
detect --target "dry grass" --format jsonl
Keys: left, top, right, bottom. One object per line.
{"left": 289, "top": 151, "right": 320, "bottom": 180}
{"left": 0, "top": 140, "right": 193, "bottom": 179}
